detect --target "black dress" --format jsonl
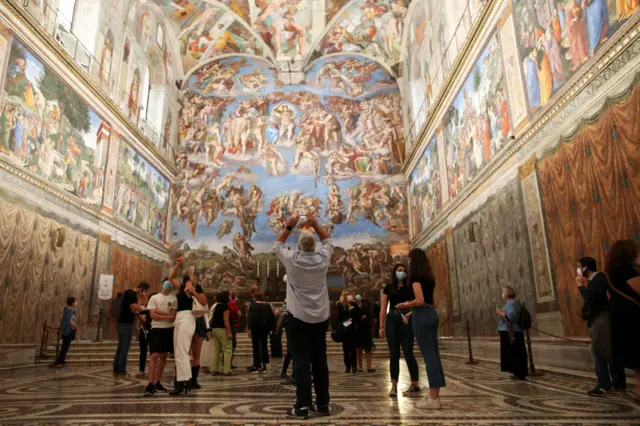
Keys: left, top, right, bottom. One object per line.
{"left": 356, "top": 302, "right": 374, "bottom": 351}
{"left": 610, "top": 265, "right": 640, "bottom": 370}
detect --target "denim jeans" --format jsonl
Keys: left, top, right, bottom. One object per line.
{"left": 590, "top": 343, "right": 626, "bottom": 390}
{"left": 385, "top": 311, "right": 419, "bottom": 381}
{"left": 55, "top": 334, "right": 73, "bottom": 366}
{"left": 412, "top": 306, "right": 446, "bottom": 388}
{"left": 113, "top": 322, "right": 134, "bottom": 375}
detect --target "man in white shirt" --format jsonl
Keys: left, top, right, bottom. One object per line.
{"left": 273, "top": 213, "right": 333, "bottom": 419}
{"left": 144, "top": 281, "right": 177, "bottom": 396}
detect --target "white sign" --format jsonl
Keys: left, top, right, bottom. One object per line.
{"left": 98, "top": 275, "right": 114, "bottom": 300}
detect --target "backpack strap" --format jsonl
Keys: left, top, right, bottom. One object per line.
{"left": 605, "top": 275, "right": 640, "bottom": 307}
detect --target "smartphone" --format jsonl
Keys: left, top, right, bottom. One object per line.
{"left": 576, "top": 267, "right": 583, "bottom": 277}
{"left": 299, "top": 215, "right": 307, "bottom": 222}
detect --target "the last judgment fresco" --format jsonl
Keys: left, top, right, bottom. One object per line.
{"left": 173, "top": 54, "right": 409, "bottom": 293}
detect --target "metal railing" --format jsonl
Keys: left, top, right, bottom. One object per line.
{"left": 12, "top": 0, "right": 176, "bottom": 162}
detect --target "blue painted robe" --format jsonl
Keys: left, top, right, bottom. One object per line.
{"left": 523, "top": 56, "right": 541, "bottom": 108}
{"left": 585, "top": 0, "right": 609, "bottom": 56}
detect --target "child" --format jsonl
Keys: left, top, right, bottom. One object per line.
{"left": 51, "top": 296, "right": 77, "bottom": 369}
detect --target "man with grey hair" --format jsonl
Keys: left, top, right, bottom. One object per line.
{"left": 273, "top": 213, "right": 332, "bottom": 419}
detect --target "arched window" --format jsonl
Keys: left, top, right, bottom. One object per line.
{"left": 141, "top": 67, "right": 151, "bottom": 120}
{"left": 55, "top": 0, "right": 76, "bottom": 30}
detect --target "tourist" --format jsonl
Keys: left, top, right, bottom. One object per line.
{"left": 228, "top": 291, "right": 240, "bottom": 368}
{"left": 496, "top": 286, "right": 528, "bottom": 381}
{"left": 248, "top": 292, "right": 276, "bottom": 373}
{"left": 168, "top": 257, "right": 207, "bottom": 396}
{"left": 136, "top": 295, "right": 153, "bottom": 379}
{"left": 113, "top": 282, "right": 149, "bottom": 379}
{"left": 271, "top": 307, "right": 284, "bottom": 358}
{"left": 278, "top": 300, "right": 296, "bottom": 385}
{"left": 396, "top": 248, "right": 446, "bottom": 409}
{"left": 210, "top": 291, "right": 234, "bottom": 376}
{"left": 273, "top": 213, "right": 332, "bottom": 419}
{"left": 605, "top": 240, "right": 640, "bottom": 400}
{"left": 576, "top": 257, "right": 626, "bottom": 396}
{"left": 336, "top": 289, "right": 358, "bottom": 374}
{"left": 379, "top": 264, "right": 420, "bottom": 397}
{"left": 144, "top": 282, "right": 177, "bottom": 396}
{"left": 189, "top": 288, "right": 210, "bottom": 390}
{"left": 51, "top": 296, "right": 78, "bottom": 369}
{"left": 355, "top": 294, "right": 375, "bottom": 373}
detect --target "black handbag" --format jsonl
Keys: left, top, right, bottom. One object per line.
{"left": 333, "top": 318, "right": 354, "bottom": 342}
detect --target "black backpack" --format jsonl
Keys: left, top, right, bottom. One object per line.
{"left": 518, "top": 302, "right": 532, "bottom": 330}
{"left": 110, "top": 292, "right": 125, "bottom": 320}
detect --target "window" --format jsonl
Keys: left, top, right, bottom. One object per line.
{"left": 141, "top": 68, "right": 151, "bottom": 119}
{"left": 56, "top": 0, "right": 76, "bottom": 30}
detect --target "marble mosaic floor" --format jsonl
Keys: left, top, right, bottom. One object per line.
{"left": 0, "top": 355, "right": 638, "bottom": 425}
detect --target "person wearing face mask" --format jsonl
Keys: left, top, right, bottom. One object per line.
{"left": 167, "top": 257, "right": 208, "bottom": 396}
{"left": 496, "top": 286, "right": 528, "bottom": 381}
{"left": 336, "top": 289, "right": 358, "bottom": 374}
{"left": 605, "top": 240, "right": 640, "bottom": 401}
{"left": 379, "top": 264, "right": 420, "bottom": 397}
{"left": 354, "top": 294, "right": 375, "bottom": 373}
{"left": 576, "top": 257, "right": 626, "bottom": 396}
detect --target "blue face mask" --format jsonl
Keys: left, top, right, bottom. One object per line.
{"left": 396, "top": 271, "right": 407, "bottom": 281}
{"left": 355, "top": 295, "right": 362, "bottom": 302}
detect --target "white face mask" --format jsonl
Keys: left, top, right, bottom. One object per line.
{"left": 346, "top": 295, "right": 353, "bottom": 302}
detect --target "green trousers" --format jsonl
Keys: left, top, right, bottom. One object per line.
{"left": 211, "top": 328, "right": 232, "bottom": 373}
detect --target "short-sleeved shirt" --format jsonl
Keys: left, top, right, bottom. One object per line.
{"left": 147, "top": 293, "right": 178, "bottom": 328}
{"left": 383, "top": 283, "right": 415, "bottom": 310}
{"left": 272, "top": 239, "right": 333, "bottom": 324}
{"left": 211, "top": 303, "right": 229, "bottom": 329}
{"left": 60, "top": 307, "right": 76, "bottom": 336}
{"left": 119, "top": 289, "right": 138, "bottom": 324}
{"left": 177, "top": 284, "right": 204, "bottom": 311}
{"left": 413, "top": 277, "right": 435, "bottom": 306}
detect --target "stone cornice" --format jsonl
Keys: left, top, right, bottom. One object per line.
{"left": 410, "top": 16, "right": 640, "bottom": 249}
{"left": 1, "top": 0, "right": 178, "bottom": 179}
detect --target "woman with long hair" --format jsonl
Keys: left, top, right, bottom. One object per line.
{"left": 496, "top": 286, "right": 528, "bottom": 380}
{"left": 168, "top": 257, "right": 208, "bottom": 396}
{"left": 605, "top": 240, "right": 640, "bottom": 400}
{"left": 336, "top": 289, "right": 358, "bottom": 374}
{"left": 396, "top": 248, "right": 446, "bottom": 409}
{"left": 379, "top": 263, "right": 420, "bottom": 397}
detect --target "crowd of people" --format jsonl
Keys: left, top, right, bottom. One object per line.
{"left": 50, "top": 222, "right": 640, "bottom": 413}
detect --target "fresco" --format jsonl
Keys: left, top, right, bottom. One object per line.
{"left": 0, "top": 39, "right": 109, "bottom": 206}
{"left": 174, "top": 55, "right": 408, "bottom": 293}
{"left": 113, "top": 141, "right": 170, "bottom": 241}
{"left": 409, "top": 135, "right": 441, "bottom": 238}
{"left": 404, "top": 0, "right": 486, "bottom": 139}
{"left": 136, "top": 9, "right": 157, "bottom": 51}
{"left": 252, "top": 0, "right": 313, "bottom": 58}
{"left": 442, "top": 32, "right": 511, "bottom": 199}
{"left": 513, "top": 0, "right": 639, "bottom": 113}
{"left": 178, "top": 7, "right": 264, "bottom": 71}
{"left": 326, "top": 0, "right": 351, "bottom": 22}
{"left": 313, "top": 0, "right": 412, "bottom": 65}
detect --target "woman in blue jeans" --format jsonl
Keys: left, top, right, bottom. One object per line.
{"left": 379, "top": 264, "right": 420, "bottom": 397}
{"left": 396, "top": 248, "right": 446, "bottom": 410}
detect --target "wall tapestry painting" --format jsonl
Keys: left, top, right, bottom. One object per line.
{"left": 538, "top": 80, "right": 640, "bottom": 336}
{"left": 1, "top": 39, "right": 109, "bottom": 206}
{"left": 174, "top": 55, "right": 408, "bottom": 294}
{"left": 512, "top": 0, "right": 639, "bottom": 114}
{"left": 409, "top": 135, "right": 441, "bottom": 238}
{"left": 113, "top": 142, "right": 170, "bottom": 241}
{"left": 443, "top": 31, "right": 512, "bottom": 199}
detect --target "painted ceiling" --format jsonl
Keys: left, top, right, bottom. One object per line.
{"left": 148, "top": 0, "right": 413, "bottom": 76}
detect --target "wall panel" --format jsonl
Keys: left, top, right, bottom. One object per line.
{"left": 426, "top": 238, "right": 452, "bottom": 336}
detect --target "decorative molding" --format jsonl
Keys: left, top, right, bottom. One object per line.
{"left": 410, "top": 17, "right": 640, "bottom": 250}
{"left": 1, "top": 0, "right": 178, "bottom": 177}
{"left": 518, "top": 155, "right": 537, "bottom": 180}
{"left": 445, "top": 227, "right": 459, "bottom": 318}
{"left": 520, "top": 170, "right": 555, "bottom": 304}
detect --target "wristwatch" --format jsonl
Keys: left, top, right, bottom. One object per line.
{"left": 286, "top": 225, "right": 293, "bottom": 231}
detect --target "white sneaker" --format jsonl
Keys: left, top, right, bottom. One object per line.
{"left": 417, "top": 397, "right": 442, "bottom": 410}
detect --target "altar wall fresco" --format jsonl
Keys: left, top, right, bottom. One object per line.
{"left": 172, "top": 54, "right": 409, "bottom": 293}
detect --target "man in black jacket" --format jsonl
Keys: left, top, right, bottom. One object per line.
{"left": 577, "top": 257, "right": 626, "bottom": 396}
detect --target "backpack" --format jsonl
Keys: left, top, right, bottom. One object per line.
{"left": 518, "top": 302, "right": 532, "bottom": 330}
{"left": 110, "top": 292, "right": 125, "bottom": 320}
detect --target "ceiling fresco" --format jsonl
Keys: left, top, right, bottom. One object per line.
{"left": 173, "top": 54, "right": 408, "bottom": 292}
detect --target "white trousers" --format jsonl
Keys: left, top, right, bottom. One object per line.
{"left": 174, "top": 311, "right": 196, "bottom": 382}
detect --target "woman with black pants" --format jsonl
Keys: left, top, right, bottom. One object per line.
{"left": 379, "top": 264, "right": 420, "bottom": 397}
{"left": 136, "top": 304, "right": 153, "bottom": 379}
{"left": 336, "top": 289, "right": 358, "bottom": 374}
{"left": 248, "top": 292, "right": 276, "bottom": 372}
{"left": 496, "top": 286, "right": 528, "bottom": 381}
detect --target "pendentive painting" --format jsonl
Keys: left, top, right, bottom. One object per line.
{"left": 512, "top": 0, "right": 639, "bottom": 113}
{"left": 113, "top": 141, "right": 170, "bottom": 241}
{"left": 443, "top": 31, "right": 512, "bottom": 199}
{"left": 174, "top": 54, "right": 409, "bottom": 293}
{"left": 409, "top": 135, "right": 442, "bottom": 239}
{"left": 1, "top": 39, "right": 109, "bottom": 206}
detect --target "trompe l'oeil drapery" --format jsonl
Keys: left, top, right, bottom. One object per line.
{"left": 0, "top": 197, "right": 96, "bottom": 344}
{"left": 539, "top": 81, "right": 640, "bottom": 337}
